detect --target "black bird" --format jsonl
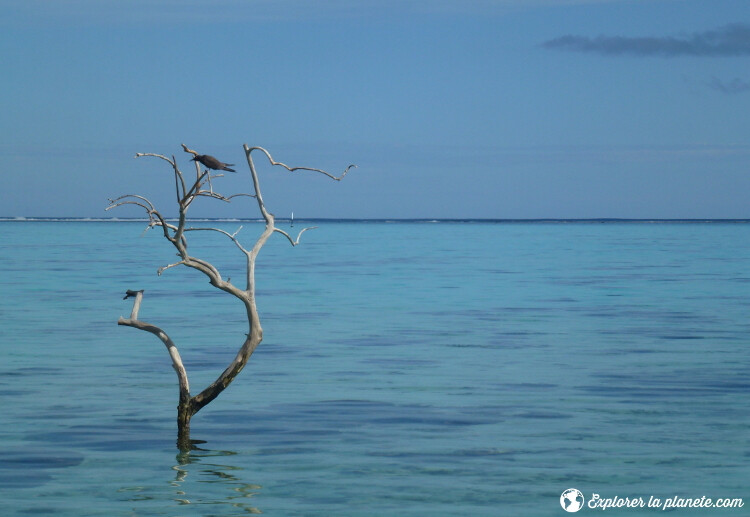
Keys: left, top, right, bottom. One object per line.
{"left": 190, "top": 154, "right": 236, "bottom": 173}
{"left": 123, "top": 289, "right": 144, "bottom": 299}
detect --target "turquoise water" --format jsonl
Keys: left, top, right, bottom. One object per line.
{"left": 0, "top": 221, "right": 748, "bottom": 516}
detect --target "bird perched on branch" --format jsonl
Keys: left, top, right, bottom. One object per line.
{"left": 123, "top": 289, "right": 144, "bottom": 299}
{"left": 190, "top": 154, "right": 236, "bottom": 173}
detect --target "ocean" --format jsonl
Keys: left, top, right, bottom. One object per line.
{"left": 0, "top": 220, "right": 748, "bottom": 516}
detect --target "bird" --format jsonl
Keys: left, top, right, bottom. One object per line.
{"left": 190, "top": 154, "right": 236, "bottom": 173}
{"left": 123, "top": 289, "right": 143, "bottom": 299}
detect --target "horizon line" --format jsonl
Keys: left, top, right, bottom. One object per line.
{"left": 2, "top": 216, "right": 750, "bottom": 224}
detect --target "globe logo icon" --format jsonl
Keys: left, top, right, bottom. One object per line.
{"left": 560, "top": 488, "right": 584, "bottom": 512}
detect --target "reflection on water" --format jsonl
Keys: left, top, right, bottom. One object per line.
{"left": 118, "top": 446, "right": 262, "bottom": 515}
{"left": 117, "top": 444, "right": 262, "bottom": 514}
{"left": 172, "top": 445, "right": 262, "bottom": 513}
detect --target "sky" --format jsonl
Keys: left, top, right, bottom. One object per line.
{"left": 2, "top": 0, "right": 750, "bottom": 219}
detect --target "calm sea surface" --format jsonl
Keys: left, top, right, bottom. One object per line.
{"left": 0, "top": 221, "right": 748, "bottom": 516}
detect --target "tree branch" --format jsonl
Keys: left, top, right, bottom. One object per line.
{"left": 135, "top": 153, "right": 176, "bottom": 167}
{"left": 245, "top": 146, "right": 357, "bottom": 181}
{"left": 158, "top": 261, "right": 187, "bottom": 276}
{"left": 273, "top": 226, "right": 318, "bottom": 246}
{"left": 226, "top": 193, "right": 257, "bottom": 200}
{"left": 173, "top": 154, "right": 186, "bottom": 204}
{"left": 182, "top": 171, "right": 210, "bottom": 201}
{"left": 118, "top": 291, "right": 191, "bottom": 407}
{"left": 185, "top": 226, "right": 250, "bottom": 254}
{"left": 180, "top": 143, "right": 199, "bottom": 157}
{"left": 107, "top": 194, "right": 156, "bottom": 212}
{"left": 106, "top": 195, "right": 176, "bottom": 243}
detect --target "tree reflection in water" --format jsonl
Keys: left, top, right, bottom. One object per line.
{"left": 171, "top": 442, "right": 262, "bottom": 514}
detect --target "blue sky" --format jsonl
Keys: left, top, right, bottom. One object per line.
{"left": 2, "top": 0, "right": 749, "bottom": 218}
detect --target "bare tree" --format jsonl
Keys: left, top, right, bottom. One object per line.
{"left": 108, "top": 143, "right": 355, "bottom": 450}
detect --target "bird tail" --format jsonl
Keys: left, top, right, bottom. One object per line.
{"left": 223, "top": 166, "right": 236, "bottom": 173}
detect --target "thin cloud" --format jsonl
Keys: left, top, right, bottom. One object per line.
{"left": 543, "top": 23, "right": 750, "bottom": 57}
{"left": 708, "top": 77, "right": 750, "bottom": 94}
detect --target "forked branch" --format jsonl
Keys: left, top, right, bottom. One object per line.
{"left": 112, "top": 143, "right": 356, "bottom": 450}
{"left": 273, "top": 226, "right": 318, "bottom": 246}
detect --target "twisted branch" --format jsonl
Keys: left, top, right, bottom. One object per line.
{"left": 246, "top": 146, "right": 357, "bottom": 181}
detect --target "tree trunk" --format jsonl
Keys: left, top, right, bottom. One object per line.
{"left": 177, "top": 402, "right": 193, "bottom": 451}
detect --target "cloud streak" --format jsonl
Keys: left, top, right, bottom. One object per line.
{"left": 708, "top": 77, "right": 750, "bottom": 94}
{"left": 543, "top": 23, "right": 750, "bottom": 57}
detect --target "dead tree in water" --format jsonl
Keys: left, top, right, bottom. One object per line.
{"left": 108, "top": 143, "right": 355, "bottom": 450}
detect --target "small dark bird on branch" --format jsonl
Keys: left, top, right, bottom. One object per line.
{"left": 123, "top": 289, "right": 144, "bottom": 299}
{"left": 190, "top": 154, "right": 236, "bottom": 173}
